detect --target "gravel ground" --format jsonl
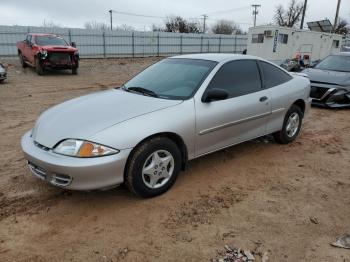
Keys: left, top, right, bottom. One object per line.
{"left": 0, "top": 57, "right": 349, "bottom": 262}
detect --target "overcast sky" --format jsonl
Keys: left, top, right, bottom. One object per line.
{"left": 0, "top": 0, "right": 349, "bottom": 31}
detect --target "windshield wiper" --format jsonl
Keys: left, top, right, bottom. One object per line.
{"left": 125, "top": 86, "right": 158, "bottom": 98}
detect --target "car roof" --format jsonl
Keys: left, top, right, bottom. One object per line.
{"left": 170, "top": 53, "right": 259, "bottom": 62}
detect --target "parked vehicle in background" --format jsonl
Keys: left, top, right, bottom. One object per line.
{"left": 302, "top": 53, "right": 350, "bottom": 108}
{"left": 0, "top": 63, "right": 6, "bottom": 83}
{"left": 21, "top": 54, "right": 311, "bottom": 198}
{"left": 247, "top": 25, "right": 342, "bottom": 65}
{"left": 16, "top": 33, "right": 79, "bottom": 75}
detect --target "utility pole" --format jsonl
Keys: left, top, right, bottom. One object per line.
{"left": 109, "top": 9, "right": 113, "bottom": 30}
{"left": 300, "top": 0, "right": 307, "bottom": 29}
{"left": 202, "top": 14, "right": 208, "bottom": 34}
{"left": 251, "top": 5, "right": 261, "bottom": 27}
{"left": 333, "top": 0, "right": 341, "bottom": 32}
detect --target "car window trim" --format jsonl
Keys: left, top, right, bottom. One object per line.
{"left": 202, "top": 59, "right": 264, "bottom": 102}
{"left": 257, "top": 60, "right": 292, "bottom": 89}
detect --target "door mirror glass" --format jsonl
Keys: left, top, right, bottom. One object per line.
{"left": 202, "top": 88, "right": 229, "bottom": 103}
{"left": 70, "top": 42, "right": 76, "bottom": 48}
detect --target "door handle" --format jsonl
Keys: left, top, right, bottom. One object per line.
{"left": 259, "top": 96, "right": 268, "bottom": 102}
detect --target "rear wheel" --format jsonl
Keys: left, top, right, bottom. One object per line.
{"left": 35, "top": 57, "right": 44, "bottom": 75}
{"left": 125, "top": 137, "right": 181, "bottom": 198}
{"left": 273, "top": 105, "right": 303, "bottom": 144}
{"left": 72, "top": 68, "right": 78, "bottom": 75}
{"left": 19, "top": 53, "right": 27, "bottom": 68}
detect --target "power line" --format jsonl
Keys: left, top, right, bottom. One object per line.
{"left": 110, "top": 9, "right": 166, "bottom": 19}
{"left": 251, "top": 4, "right": 261, "bottom": 27}
{"left": 109, "top": 10, "right": 113, "bottom": 30}
{"left": 202, "top": 14, "right": 208, "bottom": 33}
{"left": 204, "top": 6, "right": 251, "bottom": 16}
{"left": 300, "top": 0, "right": 308, "bottom": 30}
{"left": 333, "top": 0, "right": 341, "bottom": 32}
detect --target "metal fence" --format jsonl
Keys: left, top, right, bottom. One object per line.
{"left": 0, "top": 25, "right": 248, "bottom": 58}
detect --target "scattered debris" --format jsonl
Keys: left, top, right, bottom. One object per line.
{"left": 214, "top": 245, "right": 268, "bottom": 262}
{"left": 331, "top": 234, "right": 350, "bottom": 249}
{"left": 309, "top": 216, "right": 319, "bottom": 224}
{"left": 262, "top": 252, "right": 269, "bottom": 262}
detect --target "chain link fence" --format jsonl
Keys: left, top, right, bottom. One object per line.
{"left": 0, "top": 25, "right": 248, "bottom": 58}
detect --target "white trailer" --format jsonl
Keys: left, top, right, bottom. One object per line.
{"left": 247, "top": 25, "right": 342, "bottom": 65}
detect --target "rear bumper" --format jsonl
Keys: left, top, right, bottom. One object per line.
{"left": 21, "top": 131, "right": 132, "bottom": 190}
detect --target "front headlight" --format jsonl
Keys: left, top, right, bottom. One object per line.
{"left": 53, "top": 139, "right": 119, "bottom": 158}
{"left": 39, "top": 50, "right": 48, "bottom": 59}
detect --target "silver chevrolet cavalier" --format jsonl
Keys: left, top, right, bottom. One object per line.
{"left": 21, "top": 54, "right": 311, "bottom": 197}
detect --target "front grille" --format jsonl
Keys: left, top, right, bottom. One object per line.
{"left": 49, "top": 52, "right": 71, "bottom": 64}
{"left": 28, "top": 161, "right": 47, "bottom": 180}
{"left": 34, "top": 141, "right": 50, "bottom": 151}
{"left": 310, "top": 86, "right": 330, "bottom": 99}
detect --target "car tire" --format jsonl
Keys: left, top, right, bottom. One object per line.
{"left": 125, "top": 137, "right": 182, "bottom": 198}
{"left": 19, "top": 53, "right": 27, "bottom": 68}
{"left": 35, "top": 57, "right": 44, "bottom": 75}
{"left": 273, "top": 105, "right": 303, "bottom": 144}
{"left": 72, "top": 68, "right": 78, "bottom": 75}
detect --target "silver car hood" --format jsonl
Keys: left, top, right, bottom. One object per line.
{"left": 32, "top": 89, "right": 182, "bottom": 148}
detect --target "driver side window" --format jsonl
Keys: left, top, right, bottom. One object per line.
{"left": 207, "top": 60, "right": 262, "bottom": 98}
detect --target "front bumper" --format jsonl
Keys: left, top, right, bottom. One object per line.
{"left": 0, "top": 72, "right": 6, "bottom": 81}
{"left": 21, "top": 131, "right": 132, "bottom": 190}
{"left": 310, "top": 84, "right": 350, "bottom": 108}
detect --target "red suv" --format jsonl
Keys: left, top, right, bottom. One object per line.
{"left": 17, "top": 33, "right": 79, "bottom": 75}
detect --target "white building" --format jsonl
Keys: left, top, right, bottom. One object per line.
{"left": 247, "top": 25, "right": 342, "bottom": 65}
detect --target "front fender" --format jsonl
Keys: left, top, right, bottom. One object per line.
{"left": 88, "top": 99, "right": 196, "bottom": 159}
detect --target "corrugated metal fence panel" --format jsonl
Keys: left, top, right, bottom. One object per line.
{"left": 0, "top": 24, "right": 250, "bottom": 58}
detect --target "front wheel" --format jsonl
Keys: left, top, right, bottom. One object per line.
{"left": 273, "top": 105, "right": 303, "bottom": 144}
{"left": 72, "top": 68, "right": 78, "bottom": 75}
{"left": 35, "top": 57, "right": 44, "bottom": 75}
{"left": 125, "top": 137, "right": 182, "bottom": 198}
{"left": 19, "top": 53, "right": 27, "bottom": 68}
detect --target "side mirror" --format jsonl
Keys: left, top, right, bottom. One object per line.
{"left": 202, "top": 88, "right": 229, "bottom": 103}
{"left": 70, "top": 42, "right": 76, "bottom": 48}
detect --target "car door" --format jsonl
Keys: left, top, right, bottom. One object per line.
{"left": 257, "top": 61, "right": 294, "bottom": 134}
{"left": 27, "top": 35, "right": 36, "bottom": 64}
{"left": 194, "top": 59, "right": 271, "bottom": 157}
{"left": 22, "top": 35, "right": 31, "bottom": 60}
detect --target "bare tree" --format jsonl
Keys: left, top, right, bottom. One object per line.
{"left": 165, "top": 16, "right": 200, "bottom": 33}
{"left": 116, "top": 24, "right": 135, "bottom": 31}
{"left": 42, "top": 20, "right": 62, "bottom": 28}
{"left": 152, "top": 24, "right": 164, "bottom": 32}
{"left": 211, "top": 20, "right": 243, "bottom": 35}
{"left": 84, "top": 21, "right": 109, "bottom": 30}
{"left": 274, "top": 0, "right": 304, "bottom": 28}
{"left": 334, "top": 18, "right": 349, "bottom": 34}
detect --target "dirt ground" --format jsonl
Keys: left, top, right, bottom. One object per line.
{"left": 0, "top": 57, "right": 349, "bottom": 262}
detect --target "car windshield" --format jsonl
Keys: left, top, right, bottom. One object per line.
{"left": 315, "top": 55, "right": 350, "bottom": 72}
{"left": 123, "top": 58, "right": 217, "bottom": 100}
{"left": 35, "top": 36, "right": 67, "bottom": 46}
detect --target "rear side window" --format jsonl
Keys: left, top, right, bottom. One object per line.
{"left": 259, "top": 61, "right": 292, "bottom": 88}
{"left": 207, "top": 60, "right": 262, "bottom": 98}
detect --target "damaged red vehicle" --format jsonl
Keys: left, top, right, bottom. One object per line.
{"left": 16, "top": 33, "right": 79, "bottom": 75}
